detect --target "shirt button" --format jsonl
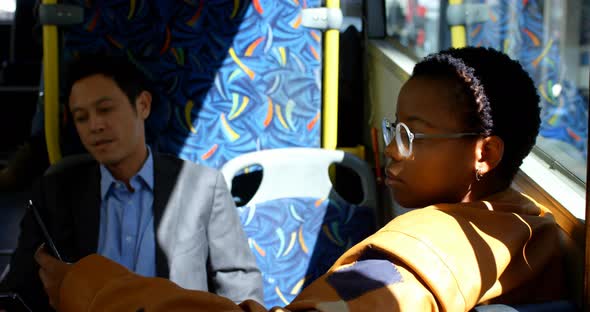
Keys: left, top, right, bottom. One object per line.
{"left": 126, "top": 236, "right": 133, "bottom": 243}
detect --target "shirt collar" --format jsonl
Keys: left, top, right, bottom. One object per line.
{"left": 100, "top": 146, "right": 154, "bottom": 199}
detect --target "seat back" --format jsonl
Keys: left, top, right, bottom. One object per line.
{"left": 222, "top": 148, "right": 377, "bottom": 208}
{"left": 221, "top": 148, "right": 377, "bottom": 307}
{"left": 0, "top": 190, "right": 31, "bottom": 283}
{"left": 0, "top": 156, "right": 91, "bottom": 280}
{"left": 43, "top": 153, "right": 93, "bottom": 176}
{"left": 62, "top": 0, "right": 324, "bottom": 168}
{"left": 0, "top": 155, "right": 92, "bottom": 282}
{"left": 0, "top": 262, "right": 9, "bottom": 282}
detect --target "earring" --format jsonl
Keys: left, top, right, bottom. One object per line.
{"left": 475, "top": 169, "right": 483, "bottom": 181}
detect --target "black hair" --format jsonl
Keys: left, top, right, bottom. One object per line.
{"left": 65, "top": 54, "right": 149, "bottom": 110}
{"left": 412, "top": 47, "right": 541, "bottom": 184}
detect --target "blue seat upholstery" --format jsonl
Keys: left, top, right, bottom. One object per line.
{"left": 221, "top": 148, "right": 378, "bottom": 307}
{"left": 62, "top": 0, "right": 323, "bottom": 167}
{"left": 238, "top": 197, "right": 375, "bottom": 307}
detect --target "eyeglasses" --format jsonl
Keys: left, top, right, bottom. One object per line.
{"left": 382, "top": 118, "right": 480, "bottom": 158}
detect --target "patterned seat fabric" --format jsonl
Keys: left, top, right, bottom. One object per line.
{"left": 62, "top": 0, "right": 323, "bottom": 167}
{"left": 238, "top": 197, "right": 375, "bottom": 308}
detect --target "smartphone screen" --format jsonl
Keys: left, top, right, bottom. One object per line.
{"left": 27, "top": 200, "right": 62, "bottom": 261}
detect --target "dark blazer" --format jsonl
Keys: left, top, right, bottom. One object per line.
{"left": 0, "top": 154, "right": 262, "bottom": 311}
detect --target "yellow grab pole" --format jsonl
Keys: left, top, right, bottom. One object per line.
{"left": 42, "top": 0, "right": 62, "bottom": 164}
{"left": 322, "top": 0, "right": 340, "bottom": 150}
{"left": 449, "top": 0, "right": 467, "bottom": 48}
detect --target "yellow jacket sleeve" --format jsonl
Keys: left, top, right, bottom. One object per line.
{"left": 58, "top": 254, "right": 267, "bottom": 312}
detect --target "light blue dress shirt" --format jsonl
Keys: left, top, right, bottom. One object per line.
{"left": 97, "top": 147, "right": 156, "bottom": 277}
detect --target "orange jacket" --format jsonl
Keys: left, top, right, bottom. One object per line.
{"left": 56, "top": 188, "right": 564, "bottom": 312}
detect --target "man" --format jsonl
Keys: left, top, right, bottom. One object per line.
{"left": 0, "top": 55, "right": 263, "bottom": 310}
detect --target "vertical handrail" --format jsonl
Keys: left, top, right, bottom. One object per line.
{"left": 42, "top": 0, "right": 62, "bottom": 164}
{"left": 449, "top": 0, "right": 467, "bottom": 48}
{"left": 322, "top": 0, "right": 340, "bottom": 150}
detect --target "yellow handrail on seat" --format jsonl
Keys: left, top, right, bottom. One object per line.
{"left": 42, "top": 0, "right": 62, "bottom": 164}
{"left": 322, "top": 0, "right": 340, "bottom": 150}
{"left": 449, "top": 0, "right": 467, "bottom": 48}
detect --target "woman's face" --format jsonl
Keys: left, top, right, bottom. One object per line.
{"left": 384, "top": 77, "right": 480, "bottom": 208}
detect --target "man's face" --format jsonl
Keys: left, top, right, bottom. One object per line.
{"left": 69, "top": 74, "right": 150, "bottom": 166}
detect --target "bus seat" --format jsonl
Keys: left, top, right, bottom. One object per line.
{"left": 0, "top": 190, "right": 30, "bottom": 282}
{"left": 0, "top": 154, "right": 94, "bottom": 281}
{"left": 221, "top": 148, "right": 377, "bottom": 308}
{"left": 0, "top": 261, "right": 9, "bottom": 282}
{"left": 61, "top": 1, "right": 323, "bottom": 168}
{"left": 43, "top": 153, "right": 93, "bottom": 176}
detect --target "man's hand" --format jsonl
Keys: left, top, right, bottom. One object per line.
{"left": 34, "top": 245, "right": 72, "bottom": 309}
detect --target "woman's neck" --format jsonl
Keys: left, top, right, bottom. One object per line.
{"left": 461, "top": 174, "right": 510, "bottom": 203}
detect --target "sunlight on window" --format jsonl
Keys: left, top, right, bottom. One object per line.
{"left": 0, "top": 0, "right": 15, "bottom": 23}
{"left": 0, "top": 0, "right": 15, "bottom": 13}
{"left": 385, "top": 0, "right": 442, "bottom": 58}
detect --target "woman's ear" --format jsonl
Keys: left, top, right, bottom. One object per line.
{"left": 475, "top": 136, "right": 504, "bottom": 175}
{"left": 136, "top": 91, "right": 152, "bottom": 120}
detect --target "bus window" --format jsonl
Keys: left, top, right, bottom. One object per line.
{"left": 0, "top": 0, "right": 15, "bottom": 23}
{"left": 385, "top": 0, "right": 445, "bottom": 58}
{"left": 464, "top": 0, "right": 589, "bottom": 187}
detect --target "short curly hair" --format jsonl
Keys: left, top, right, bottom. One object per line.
{"left": 412, "top": 47, "right": 541, "bottom": 183}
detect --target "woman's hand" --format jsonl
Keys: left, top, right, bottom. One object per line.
{"left": 34, "top": 245, "right": 72, "bottom": 309}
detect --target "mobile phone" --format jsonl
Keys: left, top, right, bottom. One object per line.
{"left": 27, "top": 200, "right": 62, "bottom": 261}
{"left": 0, "top": 292, "right": 32, "bottom": 312}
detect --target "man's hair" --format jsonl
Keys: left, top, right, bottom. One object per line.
{"left": 65, "top": 54, "right": 149, "bottom": 110}
{"left": 412, "top": 47, "right": 541, "bottom": 184}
